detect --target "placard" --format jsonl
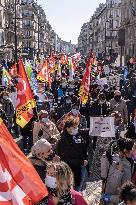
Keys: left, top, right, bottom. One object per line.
{"left": 107, "top": 75, "right": 120, "bottom": 88}
{"left": 89, "top": 117, "right": 115, "bottom": 137}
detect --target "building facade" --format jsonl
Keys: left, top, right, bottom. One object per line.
{"left": 21, "top": 0, "right": 39, "bottom": 59}
{"left": 0, "top": 0, "right": 5, "bottom": 60}
{"left": 0, "top": 0, "right": 76, "bottom": 61}
{"left": 120, "top": 0, "right": 136, "bottom": 62}
{"left": 78, "top": 0, "right": 121, "bottom": 60}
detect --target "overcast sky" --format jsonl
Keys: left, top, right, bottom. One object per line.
{"left": 37, "top": 0, "right": 105, "bottom": 44}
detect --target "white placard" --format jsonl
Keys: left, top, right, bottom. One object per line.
{"left": 103, "top": 65, "right": 110, "bottom": 75}
{"left": 107, "top": 75, "right": 120, "bottom": 88}
{"left": 89, "top": 117, "right": 115, "bottom": 138}
{"left": 96, "top": 78, "right": 108, "bottom": 89}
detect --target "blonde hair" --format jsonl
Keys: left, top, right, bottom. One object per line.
{"left": 31, "top": 139, "right": 51, "bottom": 157}
{"left": 46, "top": 162, "right": 74, "bottom": 196}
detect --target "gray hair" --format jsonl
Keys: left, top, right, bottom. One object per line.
{"left": 31, "top": 139, "right": 51, "bottom": 157}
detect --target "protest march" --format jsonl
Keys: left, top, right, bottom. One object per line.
{"left": 0, "top": 48, "right": 136, "bottom": 205}
{"left": 0, "top": 0, "right": 136, "bottom": 205}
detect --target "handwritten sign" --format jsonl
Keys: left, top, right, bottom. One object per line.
{"left": 89, "top": 117, "right": 115, "bottom": 137}
{"left": 107, "top": 75, "right": 120, "bottom": 88}
{"left": 103, "top": 65, "right": 110, "bottom": 75}
{"left": 96, "top": 78, "right": 107, "bottom": 87}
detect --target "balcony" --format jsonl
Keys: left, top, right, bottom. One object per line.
{"left": 22, "top": 13, "right": 34, "bottom": 18}
{"left": 22, "top": 24, "right": 34, "bottom": 29}
{"left": 23, "top": 35, "right": 35, "bottom": 41}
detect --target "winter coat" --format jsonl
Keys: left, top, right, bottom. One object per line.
{"left": 110, "top": 99, "right": 128, "bottom": 124}
{"left": 33, "top": 120, "right": 60, "bottom": 144}
{"left": 2, "top": 98, "right": 15, "bottom": 118}
{"left": 57, "top": 130, "right": 88, "bottom": 187}
{"left": 101, "top": 154, "right": 134, "bottom": 205}
{"left": 90, "top": 101, "right": 109, "bottom": 117}
{"left": 57, "top": 88, "right": 64, "bottom": 98}
{"left": 57, "top": 131, "right": 87, "bottom": 168}
{"left": 28, "top": 156, "right": 47, "bottom": 183}
{"left": 0, "top": 108, "right": 8, "bottom": 126}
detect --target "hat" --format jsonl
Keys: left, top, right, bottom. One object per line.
{"left": 38, "top": 110, "right": 48, "bottom": 117}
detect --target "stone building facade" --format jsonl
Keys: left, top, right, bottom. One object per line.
{"left": 120, "top": 0, "right": 136, "bottom": 62}
{"left": 0, "top": 0, "right": 5, "bottom": 59}
{"left": 78, "top": 0, "right": 122, "bottom": 59}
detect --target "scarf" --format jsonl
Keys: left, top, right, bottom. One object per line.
{"left": 37, "top": 189, "right": 75, "bottom": 205}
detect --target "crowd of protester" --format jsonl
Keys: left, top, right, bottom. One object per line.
{"left": 0, "top": 55, "right": 136, "bottom": 205}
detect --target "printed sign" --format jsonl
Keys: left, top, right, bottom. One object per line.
{"left": 89, "top": 117, "right": 115, "bottom": 137}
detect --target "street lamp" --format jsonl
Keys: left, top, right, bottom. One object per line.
{"left": 105, "top": 20, "right": 110, "bottom": 56}
{"left": 14, "top": 0, "right": 17, "bottom": 63}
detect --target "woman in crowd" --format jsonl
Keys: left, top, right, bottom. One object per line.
{"left": 57, "top": 102, "right": 87, "bottom": 131}
{"left": 28, "top": 139, "right": 59, "bottom": 182}
{"left": 101, "top": 138, "right": 135, "bottom": 205}
{"left": 57, "top": 117, "right": 88, "bottom": 190}
{"left": 119, "top": 181, "right": 136, "bottom": 205}
{"left": 33, "top": 110, "right": 60, "bottom": 144}
{"left": 37, "top": 162, "right": 89, "bottom": 205}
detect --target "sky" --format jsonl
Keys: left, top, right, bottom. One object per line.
{"left": 37, "top": 0, "right": 105, "bottom": 44}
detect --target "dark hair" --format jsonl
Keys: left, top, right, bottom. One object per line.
{"left": 64, "top": 117, "right": 76, "bottom": 128}
{"left": 117, "top": 138, "right": 134, "bottom": 153}
{"left": 98, "top": 93, "right": 106, "bottom": 101}
{"left": 120, "top": 181, "right": 136, "bottom": 203}
{"left": 63, "top": 117, "right": 78, "bottom": 133}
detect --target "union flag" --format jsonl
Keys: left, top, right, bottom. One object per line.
{"left": 16, "top": 59, "right": 36, "bottom": 128}
{"left": 0, "top": 118, "right": 48, "bottom": 205}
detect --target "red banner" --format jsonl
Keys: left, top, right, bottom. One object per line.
{"left": 16, "top": 59, "right": 36, "bottom": 128}
{"left": 0, "top": 118, "right": 48, "bottom": 204}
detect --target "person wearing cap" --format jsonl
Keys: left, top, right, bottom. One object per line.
{"left": 33, "top": 110, "right": 60, "bottom": 144}
{"left": 110, "top": 90, "right": 128, "bottom": 126}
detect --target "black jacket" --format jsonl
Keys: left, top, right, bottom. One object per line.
{"left": 90, "top": 101, "right": 109, "bottom": 117}
{"left": 57, "top": 131, "right": 87, "bottom": 169}
{"left": 29, "top": 157, "right": 46, "bottom": 183}
{"left": 0, "top": 108, "right": 8, "bottom": 126}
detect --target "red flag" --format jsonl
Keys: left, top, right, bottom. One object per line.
{"left": 37, "top": 60, "right": 49, "bottom": 83}
{"left": 0, "top": 118, "right": 48, "bottom": 204}
{"left": 78, "top": 51, "right": 92, "bottom": 104}
{"left": 48, "top": 55, "right": 56, "bottom": 73}
{"left": 16, "top": 59, "right": 36, "bottom": 128}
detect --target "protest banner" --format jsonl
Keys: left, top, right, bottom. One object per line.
{"left": 89, "top": 117, "right": 115, "bottom": 137}
{"left": 107, "top": 75, "right": 120, "bottom": 88}
{"left": 0, "top": 118, "right": 48, "bottom": 204}
{"left": 96, "top": 78, "right": 107, "bottom": 89}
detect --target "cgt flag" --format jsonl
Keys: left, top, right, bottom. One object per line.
{"left": 79, "top": 52, "right": 92, "bottom": 105}
{"left": 16, "top": 59, "right": 36, "bottom": 128}
{"left": 37, "top": 60, "right": 48, "bottom": 83}
{"left": 0, "top": 118, "right": 48, "bottom": 205}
